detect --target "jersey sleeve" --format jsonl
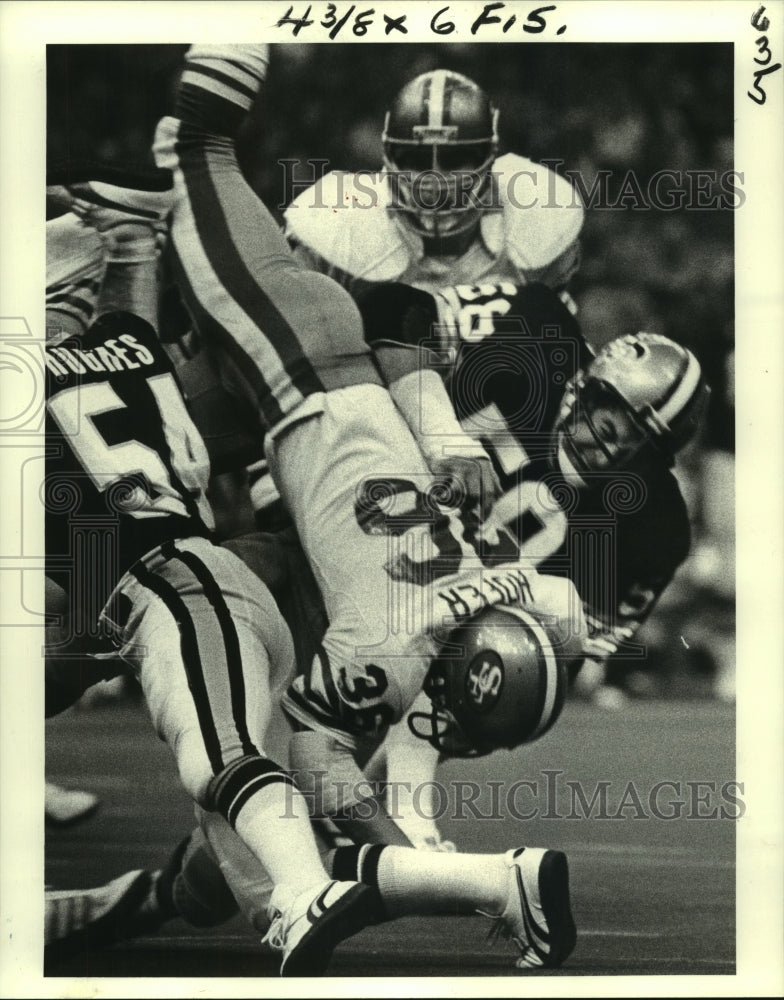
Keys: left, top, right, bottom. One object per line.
{"left": 581, "top": 471, "right": 691, "bottom": 665}
{"left": 495, "top": 153, "right": 584, "bottom": 287}
{"left": 283, "top": 170, "right": 408, "bottom": 290}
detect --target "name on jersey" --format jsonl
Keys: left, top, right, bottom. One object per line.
{"left": 438, "top": 566, "right": 535, "bottom": 623}
{"left": 46, "top": 334, "right": 156, "bottom": 377}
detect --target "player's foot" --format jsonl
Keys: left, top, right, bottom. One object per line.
{"left": 47, "top": 162, "right": 173, "bottom": 261}
{"left": 47, "top": 162, "right": 173, "bottom": 218}
{"left": 485, "top": 847, "right": 576, "bottom": 970}
{"left": 44, "top": 782, "right": 100, "bottom": 826}
{"left": 262, "top": 879, "right": 379, "bottom": 977}
{"left": 44, "top": 869, "right": 157, "bottom": 967}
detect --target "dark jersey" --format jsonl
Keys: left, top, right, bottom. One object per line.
{"left": 45, "top": 311, "right": 213, "bottom": 616}
{"left": 435, "top": 283, "right": 691, "bottom": 664}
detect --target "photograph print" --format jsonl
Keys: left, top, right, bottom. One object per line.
{"left": 1, "top": 2, "right": 782, "bottom": 996}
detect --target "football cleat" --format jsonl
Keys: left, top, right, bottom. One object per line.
{"left": 44, "top": 782, "right": 100, "bottom": 827}
{"left": 483, "top": 847, "right": 576, "bottom": 970}
{"left": 44, "top": 869, "right": 157, "bottom": 968}
{"left": 262, "top": 879, "right": 379, "bottom": 977}
{"left": 46, "top": 162, "right": 174, "bottom": 261}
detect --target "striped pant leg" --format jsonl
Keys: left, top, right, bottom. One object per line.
{"left": 153, "top": 119, "right": 382, "bottom": 431}
{"left": 153, "top": 45, "right": 381, "bottom": 430}
{"left": 106, "top": 537, "right": 296, "bottom": 812}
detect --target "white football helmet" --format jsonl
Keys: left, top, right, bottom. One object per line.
{"left": 554, "top": 332, "right": 710, "bottom": 484}
{"left": 382, "top": 69, "right": 499, "bottom": 239}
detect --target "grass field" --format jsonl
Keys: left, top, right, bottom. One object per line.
{"left": 40, "top": 692, "right": 739, "bottom": 985}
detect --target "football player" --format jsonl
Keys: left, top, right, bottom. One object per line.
{"left": 151, "top": 44, "right": 585, "bottom": 837}
{"left": 44, "top": 178, "right": 377, "bottom": 977}
{"left": 223, "top": 280, "right": 707, "bottom": 850}
{"left": 284, "top": 69, "right": 583, "bottom": 299}
{"left": 353, "top": 280, "right": 709, "bottom": 847}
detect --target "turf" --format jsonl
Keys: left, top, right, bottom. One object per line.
{"left": 44, "top": 695, "right": 736, "bottom": 979}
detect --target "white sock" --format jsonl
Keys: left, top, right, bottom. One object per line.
{"left": 332, "top": 844, "right": 507, "bottom": 918}
{"left": 233, "top": 781, "right": 329, "bottom": 898}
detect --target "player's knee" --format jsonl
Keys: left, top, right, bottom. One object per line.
{"left": 174, "top": 734, "right": 216, "bottom": 807}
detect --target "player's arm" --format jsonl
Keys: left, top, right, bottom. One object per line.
{"left": 580, "top": 483, "right": 692, "bottom": 674}
{"left": 357, "top": 282, "right": 500, "bottom": 516}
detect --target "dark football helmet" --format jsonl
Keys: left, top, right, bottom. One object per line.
{"left": 408, "top": 605, "right": 568, "bottom": 757}
{"left": 554, "top": 333, "right": 710, "bottom": 485}
{"left": 382, "top": 69, "right": 499, "bottom": 239}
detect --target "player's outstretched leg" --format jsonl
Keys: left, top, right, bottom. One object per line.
{"left": 330, "top": 842, "right": 577, "bottom": 971}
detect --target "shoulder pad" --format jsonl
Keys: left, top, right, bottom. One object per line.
{"left": 284, "top": 171, "right": 410, "bottom": 282}
{"left": 492, "top": 153, "right": 584, "bottom": 270}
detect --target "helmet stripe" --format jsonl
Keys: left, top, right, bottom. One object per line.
{"left": 659, "top": 348, "right": 701, "bottom": 427}
{"left": 499, "top": 606, "right": 560, "bottom": 738}
{"left": 441, "top": 73, "right": 454, "bottom": 128}
{"left": 428, "top": 71, "right": 446, "bottom": 129}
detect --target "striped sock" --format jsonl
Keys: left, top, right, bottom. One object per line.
{"left": 175, "top": 45, "right": 270, "bottom": 135}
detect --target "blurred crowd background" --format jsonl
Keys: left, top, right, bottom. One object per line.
{"left": 46, "top": 42, "right": 735, "bottom": 703}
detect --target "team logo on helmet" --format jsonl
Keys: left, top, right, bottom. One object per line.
{"left": 409, "top": 605, "right": 568, "bottom": 758}
{"left": 465, "top": 652, "right": 504, "bottom": 713}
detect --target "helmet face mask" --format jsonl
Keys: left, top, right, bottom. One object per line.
{"left": 554, "top": 333, "right": 710, "bottom": 484}
{"left": 556, "top": 378, "right": 667, "bottom": 478}
{"left": 382, "top": 70, "right": 499, "bottom": 240}
{"left": 407, "top": 690, "right": 483, "bottom": 759}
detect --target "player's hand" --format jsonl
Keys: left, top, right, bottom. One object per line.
{"left": 431, "top": 454, "right": 500, "bottom": 520}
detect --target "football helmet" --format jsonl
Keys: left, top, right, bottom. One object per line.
{"left": 382, "top": 69, "right": 499, "bottom": 239}
{"left": 554, "top": 333, "right": 710, "bottom": 484}
{"left": 408, "top": 605, "right": 568, "bottom": 757}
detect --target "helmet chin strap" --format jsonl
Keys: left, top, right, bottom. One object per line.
{"left": 407, "top": 707, "right": 482, "bottom": 759}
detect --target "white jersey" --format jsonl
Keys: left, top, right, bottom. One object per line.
{"left": 284, "top": 153, "right": 583, "bottom": 296}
